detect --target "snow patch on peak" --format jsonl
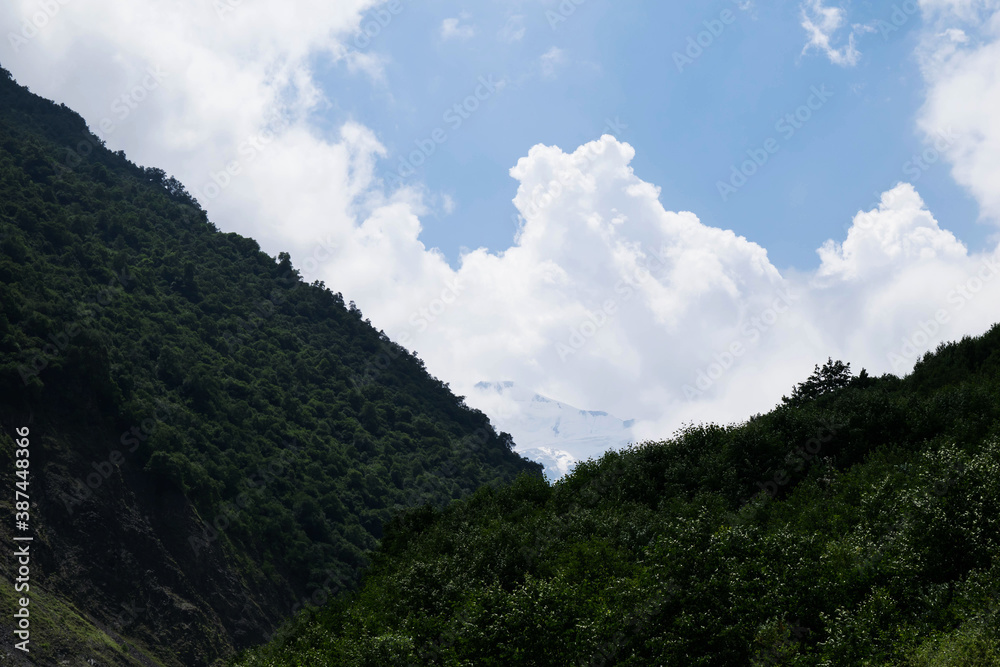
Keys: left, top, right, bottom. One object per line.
{"left": 468, "top": 382, "right": 637, "bottom": 481}
{"left": 519, "top": 447, "right": 579, "bottom": 483}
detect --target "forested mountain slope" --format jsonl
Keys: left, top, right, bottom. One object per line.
{"left": 235, "top": 328, "right": 1000, "bottom": 666}
{"left": 0, "top": 65, "right": 541, "bottom": 666}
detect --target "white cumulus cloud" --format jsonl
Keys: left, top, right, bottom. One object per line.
{"left": 441, "top": 14, "right": 476, "bottom": 41}
{"left": 918, "top": 0, "right": 1000, "bottom": 221}
{"left": 2, "top": 0, "right": 1000, "bottom": 450}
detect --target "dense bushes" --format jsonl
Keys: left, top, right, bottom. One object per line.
{"left": 234, "top": 330, "right": 1000, "bottom": 665}
{"left": 0, "top": 68, "right": 541, "bottom": 601}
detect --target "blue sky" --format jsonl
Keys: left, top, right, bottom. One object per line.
{"left": 6, "top": 0, "right": 999, "bottom": 441}
{"left": 318, "top": 0, "right": 986, "bottom": 269}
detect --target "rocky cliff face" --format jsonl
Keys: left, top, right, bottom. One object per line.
{"left": 1, "top": 406, "right": 293, "bottom": 665}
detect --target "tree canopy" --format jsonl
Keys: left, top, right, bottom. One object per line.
{"left": 0, "top": 64, "right": 540, "bottom": 665}
{"left": 234, "top": 326, "right": 1000, "bottom": 666}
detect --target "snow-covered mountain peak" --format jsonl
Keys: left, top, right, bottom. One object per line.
{"left": 469, "top": 382, "right": 637, "bottom": 481}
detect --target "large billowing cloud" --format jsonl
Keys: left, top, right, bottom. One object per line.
{"left": 330, "top": 136, "right": 794, "bottom": 433}
{"left": 2, "top": 1, "right": 1000, "bottom": 443}
{"left": 0, "top": 0, "right": 386, "bottom": 254}
{"left": 917, "top": 0, "right": 1000, "bottom": 221}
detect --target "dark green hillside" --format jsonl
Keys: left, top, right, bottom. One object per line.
{"left": 234, "top": 329, "right": 1000, "bottom": 666}
{"left": 0, "top": 65, "right": 540, "bottom": 666}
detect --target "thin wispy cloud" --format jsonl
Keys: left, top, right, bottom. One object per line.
{"left": 800, "top": 0, "right": 868, "bottom": 66}
{"left": 539, "top": 46, "right": 567, "bottom": 79}
{"left": 441, "top": 14, "right": 476, "bottom": 41}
